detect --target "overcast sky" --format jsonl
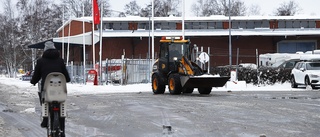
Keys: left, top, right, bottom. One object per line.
{"left": 109, "top": 0, "right": 319, "bottom": 16}
{"left": 0, "top": 0, "right": 318, "bottom": 16}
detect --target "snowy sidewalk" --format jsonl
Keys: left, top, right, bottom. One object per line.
{"left": 0, "top": 77, "right": 309, "bottom": 96}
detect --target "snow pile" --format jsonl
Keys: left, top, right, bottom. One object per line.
{"left": 0, "top": 76, "right": 307, "bottom": 95}
{"left": 0, "top": 77, "right": 151, "bottom": 95}
{"left": 21, "top": 108, "right": 36, "bottom": 114}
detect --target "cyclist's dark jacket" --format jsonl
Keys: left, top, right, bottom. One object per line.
{"left": 30, "top": 49, "right": 70, "bottom": 91}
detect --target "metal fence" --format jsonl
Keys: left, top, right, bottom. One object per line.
{"left": 66, "top": 58, "right": 153, "bottom": 85}
{"left": 125, "top": 59, "right": 152, "bottom": 84}
{"left": 105, "top": 58, "right": 153, "bottom": 85}
{"left": 66, "top": 62, "right": 92, "bottom": 84}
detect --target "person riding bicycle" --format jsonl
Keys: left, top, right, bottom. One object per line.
{"left": 30, "top": 41, "right": 70, "bottom": 129}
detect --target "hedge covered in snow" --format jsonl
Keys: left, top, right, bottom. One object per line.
{"left": 210, "top": 66, "right": 292, "bottom": 85}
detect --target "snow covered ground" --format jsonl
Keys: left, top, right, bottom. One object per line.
{"left": 0, "top": 76, "right": 317, "bottom": 137}
{"left": 0, "top": 76, "right": 308, "bottom": 96}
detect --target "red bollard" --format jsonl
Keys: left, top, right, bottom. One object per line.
{"left": 87, "top": 70, "right": 98, "bottom": 85}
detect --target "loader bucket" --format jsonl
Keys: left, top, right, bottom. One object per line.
{"left": 180, "top": 75, "right": 230, "bottom": 88}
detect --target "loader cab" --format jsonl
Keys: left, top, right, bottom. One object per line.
{"left": 158, "top": 37, "right": 190, "bottom": 74}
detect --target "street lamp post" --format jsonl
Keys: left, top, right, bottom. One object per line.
{"left": 228, "top": 0, "right": 232, "bottom": 68}
{"left": 148, "top": 16, "right": 151, "bottom": 82}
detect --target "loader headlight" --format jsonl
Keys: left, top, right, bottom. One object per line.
{"left": 173, "top": 57, "right": 178, "bottom": 61}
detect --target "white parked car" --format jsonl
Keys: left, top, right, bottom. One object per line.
{"left": 291, "top": 61, "right": 320, "bottom": 89}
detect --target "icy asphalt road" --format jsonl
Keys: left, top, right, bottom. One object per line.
{"left": 0, "top": 83, "right": 320, "bottom": 137}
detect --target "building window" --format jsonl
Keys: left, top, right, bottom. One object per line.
{"left": 278, "top": 21, "right": 286, "bottom": 28}
{"left": 138, "top": 22, "right": 148, "bottom": 30}
{"left": 261, "top": 20, "right": 269, "bottom": 28}
{"left": 301, "top": 21, "right": 308, "bottom": 28}
{"left": 105, "top": 23, "right": 113, "bottom": 29}
{"left": 247, "top": 21, "right": 255, "bottom": 29}
{"left": 168, "top": 22, "right": 176, "bottom": 30}
{"left": 113, "top": 22, "right": 121, "bottom": 30}
{"left": 293, "top": 21, "right": 300, "bottom": 28}
{"left": 208, "top": 22, "right": 215, "bottom": 29}
{"left": 232, "top": 21, "right": 239, "bottom": 29}
{"left": 278, "top": 41, "right": 316, "bottom": 53}
{"left": 215, "top": 22, "right": 223, "bottom": 29}
{"left": 239, "top": 21, "right": 246, "bottom": 29}
{"left": 185, "top": 22, "right": 192, "bottom": 29}
{"left": 161, "top": 22, "right": 170, "bottom": 30}
{"left": 286, "top": 21, "right": 293, "bottom": 28}
{"left": 192, "top": 22, "right": 200, "bottom": 29}
{"left": 308, "top": 21, "right": 316, "bottom": 28}
{"left": 155, "top": 22, "right": 161, "bottom": 30}
{"left": 254, "top": 21, "right": 262, "bottom": 28}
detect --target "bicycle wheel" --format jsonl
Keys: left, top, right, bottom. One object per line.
{"left": 46, "top": 116, "right": 51, "bottom": 137}
{"left": 46, "top": 104, "right": 51, "bottom": 137}
{"left": 51, "top": 111, "right": 61, "bottom": 137}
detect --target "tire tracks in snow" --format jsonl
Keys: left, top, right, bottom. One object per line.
{"left": 0, "top": 103, "right": 45, "bottom": 137}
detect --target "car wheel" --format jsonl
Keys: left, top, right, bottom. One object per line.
{"left": 291, "top": 76, "right": 297, "bottom": 88}
{"left": 305, "top": 76, "right": 310, "bottom": 86}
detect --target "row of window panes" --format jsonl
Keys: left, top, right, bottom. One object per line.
{"left": 103, "top": 20, "right": 318, "bottom": 30}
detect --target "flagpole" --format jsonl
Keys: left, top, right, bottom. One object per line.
{"left": 82, "top": 3, "right": 86, "bottom": 85}
{"left": 62, "top": 2, "right": 65, "bottom": 59}
{"left": 99, "top": 2, "right": 103, "bottom": 85}
{"left": 182, "top": 0, "right": 185, "bottom": 40}
{"left": 151, "top": 0, "right": 154, "bottom": 66}
{"left": 67, "top": 14, "right": 71, "bottom": 66}
{"left": 92, "top": 0, "right": 95, "bottom": 68}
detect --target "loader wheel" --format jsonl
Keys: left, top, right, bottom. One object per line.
{"left": 182, "top": 88, "right": 194, "bottom": 94}
{"left": 198, "top": 87, "right": 212, "bottom": 94}
{"left": 152, "top": 73, "right": 165, "bottom": 94}
{"left": 168, "top": 74, "right": 182, "bottom": 95}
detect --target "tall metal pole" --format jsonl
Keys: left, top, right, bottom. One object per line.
{"left": 66, "top": 15, "right": 71, "bottom": 66}
{"left": 228, "top": 0, "right": 232, "bottom": 68}
{"left": 182, "top": 0, "right": 185, "bottom": 40}
{"left": 82, "top": 4, "right": 86, "bottom": 85}
{"left": 99, "top": 2, "right": 103, "bottom": 85}
{"left": 62, "top": 2, "right": 65, "bottom": 59}
{"left": 152, "top": 0, "right": 155, "bottom": 65}
{"left": 92, "top": 0, "right": 95, "bottom": 67}
{"left": 148, "top": 16, "right": 151, "bottom": 82}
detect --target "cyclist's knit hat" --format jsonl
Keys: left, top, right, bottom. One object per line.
{"left": 44, "top": 41, "right": 56, "bottom": 51}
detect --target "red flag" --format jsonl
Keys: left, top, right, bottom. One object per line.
{"left": 93, "top": 0, "right": 100, "bottom": 24}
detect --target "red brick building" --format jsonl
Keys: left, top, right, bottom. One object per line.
{"left": 33, "top": 16, "right": 320, "bottom": 67}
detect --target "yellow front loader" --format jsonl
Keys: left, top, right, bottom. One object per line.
{"left": 151, "top": 37, "right": 230, "bottom": 94}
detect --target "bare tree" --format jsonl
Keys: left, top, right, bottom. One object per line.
{"left": 63, "top": 0, "right": 111, "bottom": 18}
{"left": 191, "top": 0, "right": 220, "bottom": 17}
{"left": 124, "top": 0, "right": 141, "bottom": 16}
{"left": 15, "top": 0, "right": 64, "bottom": 71}
{"left": 140, "top": 0, "right": 181, "bottom": 17}
{"left": 275, "top": 0, "right": 300, "bottom": 16}
{"left": 140, "top": 4, "right": 152, "bottom": 17}
{"left": 192, "top": 0, "right": 246, "bottom": 17}
{"left": 248, "top": 4, "right": 261, "bottom": 16}
{"left": 0, "top": 0, "right": 25, "bottom": 77}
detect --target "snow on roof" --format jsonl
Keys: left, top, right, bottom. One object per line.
{"left": 56, "top": 15, "right": 320, "bottom": 37}
{"left": 98, "top": 15, "right": 320, "bottom": 21}
{"left": 99, "top": 28, "right": 320, "bottom": 37}
{"left": 57, "top": 15, "right": 320, "bottom": 32}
